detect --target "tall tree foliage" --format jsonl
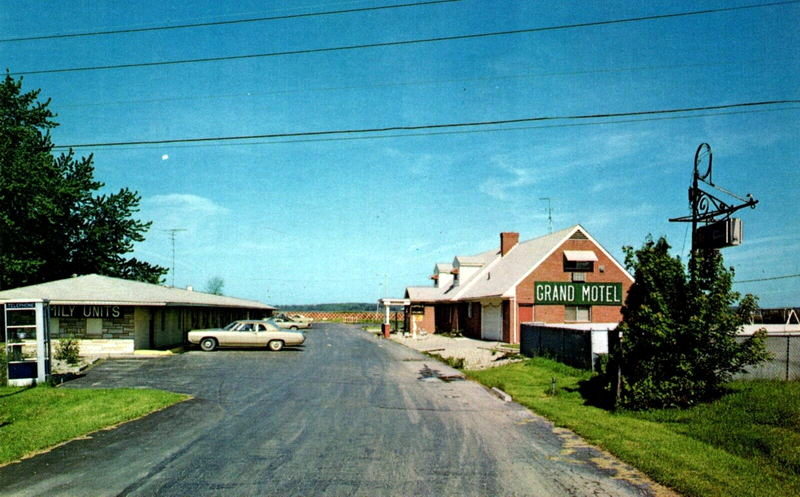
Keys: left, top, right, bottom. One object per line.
{"left": 0, "top": 74, "right": 167, "bottom": 289}
{"left": 613, "top": 236, "right": 767, "bottom": 409}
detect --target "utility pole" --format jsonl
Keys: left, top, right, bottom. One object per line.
{"left": 540, "top": 197, "right": 553, "bottom": 233}
{"left": 164, "top": 229, "right": 187, "bottom": 287}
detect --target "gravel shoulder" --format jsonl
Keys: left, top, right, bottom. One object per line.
{"left": 388, "top": 332, "right": 524, "bottom": 369}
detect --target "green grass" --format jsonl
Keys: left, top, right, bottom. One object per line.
{"left": 0, "top": 385, "right": 188, "bottom": 465}
{"left": 466, "top": 358, "right": 800, "bottom": 497}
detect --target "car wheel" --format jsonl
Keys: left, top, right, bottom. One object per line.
{"left": 268, "top": 340, "right": 284, "bottom": 351}
{"left": 291, "top": 326, "right": 298, "bottom": 330}
{"left": 200, "top": 338, "right": 218, "bottom": 352}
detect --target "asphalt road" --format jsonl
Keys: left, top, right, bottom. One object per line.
{"left": 0, "top": 323, "right": 669, "bottom": 497}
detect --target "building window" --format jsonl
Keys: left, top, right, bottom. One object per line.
{"left": 564, "top": 260, "right": 594, "bottom": 272}
{"left": 565, "top": 306, "right": 591, "bottom": 322}
{"left": 563, "top": 250, "right": 597, "bottom": 273}
{"left": 86, "top": 318, "right": 103, "bottom": 335}
{"left": 571, "top": 271, "right": 586, "bottom": 282}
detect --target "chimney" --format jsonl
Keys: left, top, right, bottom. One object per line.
{"left": 500, "top": 232, "right": 519, "bottom": 256}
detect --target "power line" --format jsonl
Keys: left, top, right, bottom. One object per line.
{"left": 0, "top": 1, "right": 461, "bottom": 43}
{"left": 735, "top": 274, "right": 800, "bottom": 284}
{"left": 12, "top": 1, "right": 800, "bottom": 76}
{"left": 50, "top": 100, "right": 800, "bottom": 150}
{"left": 57, "top": 58, "right": 789, "bottom": 110}
{"left": 52, "top": 105, "right": 800, "bottom": 152}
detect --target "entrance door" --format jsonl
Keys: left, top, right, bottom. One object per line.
{"left": 481, "top": 302, "right": 502, "bottom": 341}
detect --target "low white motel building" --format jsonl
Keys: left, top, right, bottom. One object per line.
{"left": 0, "top": 274, "right": 275, "bottom": 354}
{"left": 404, "top": 225, "right": 634, "bottom": 344}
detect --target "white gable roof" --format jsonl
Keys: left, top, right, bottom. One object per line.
{"left": 0, "top": 274, "right": 275, "bottom": 310}
{"left": 405, "top": 225, "right": 632, "bottom": 304}
{"left": 405, "top": 286, "right": 448, "bottom": 302}
{"left": 454, "top": 226, "right": 578, "bottom": 300}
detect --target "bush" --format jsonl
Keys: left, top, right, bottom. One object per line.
{"left": 54, "top": 336, "right": 81, "bottom": 365}
{"left": 611, "top": 237, "right": 768, "bottom": 409}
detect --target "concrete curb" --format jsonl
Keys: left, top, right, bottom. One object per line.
{"left": 491, "top": 386, "right": 512, "bottom": 402}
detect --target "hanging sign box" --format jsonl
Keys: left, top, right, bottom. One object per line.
{"left": 535, "top": 282, "right": 623, "bottom": 306}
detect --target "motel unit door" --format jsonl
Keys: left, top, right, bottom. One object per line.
{"left": 481, "top": 300, "right": 502, "bottom": 341}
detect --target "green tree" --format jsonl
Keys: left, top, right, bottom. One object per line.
{"left": 0, "top": 74, "right": 167, "bottom": 289}
{"left": 205, "top": 276, "right": 225, "bottom": 296}
{"left": 612, "top": 236, "right": 767, "bottom": 409}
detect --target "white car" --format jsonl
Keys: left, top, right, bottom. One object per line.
{"left": 188, "top": 320, "right": 305, "bottom": 352}
{"left": 268, "top": 315, "right": 312, "bottom": 330}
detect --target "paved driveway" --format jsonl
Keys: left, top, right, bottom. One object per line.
{"left": 0, "top": 323, "right": 671, "bottom": 497}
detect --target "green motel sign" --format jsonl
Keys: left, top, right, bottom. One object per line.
{"left": 534, "top": 281, "right": 623, "bottom": 306}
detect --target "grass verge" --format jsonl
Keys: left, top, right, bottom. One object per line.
{"left": 0, "top": 385, "right": 189, "bottom": 466}
{"left": 466, "top": 358, "right": 800, "bottom": 497}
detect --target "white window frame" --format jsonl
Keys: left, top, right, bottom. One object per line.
{"left": 565, "top": 305, "right": 591, "bottom": 322}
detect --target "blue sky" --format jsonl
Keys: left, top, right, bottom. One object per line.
{"left": 3, "top": 1, "right": 799, "bottom": 306}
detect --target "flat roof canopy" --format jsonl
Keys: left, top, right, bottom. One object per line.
{"left": 379, "top": 298, "right": 410, "bottom": 306}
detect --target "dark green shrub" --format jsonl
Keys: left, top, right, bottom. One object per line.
{"left": 55, "top": 336, "right": 81, "bottom": 365}
{"left": 612, "top": 237, "right": 768, "bottom": 409}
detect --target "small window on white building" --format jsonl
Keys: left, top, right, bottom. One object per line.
{"left": 86, "top": 318, "right": 103, "bottom": 335}
{"left": 565, "top": 306, "right": 591, "bottom": 322}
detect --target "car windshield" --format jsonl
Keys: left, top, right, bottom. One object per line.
{"left": 223, "top": 322, "right": 239, "bottom": 331}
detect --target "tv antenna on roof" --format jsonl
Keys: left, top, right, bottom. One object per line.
{"left": 540, "top": 198, "right": 553, "bottom": 233}
{"left": 163, "top": 228, "right": 187, "bottom": 287}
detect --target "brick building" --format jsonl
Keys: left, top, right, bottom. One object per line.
{"left": 404, "top": 225, "right": 633, "bottom": 344}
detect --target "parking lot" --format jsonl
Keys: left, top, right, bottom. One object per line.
{"left": 0, "top": 323, "right": 666, "bottom": 497}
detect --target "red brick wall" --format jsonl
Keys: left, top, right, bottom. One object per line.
{"left": 515, "top": 238, "right": 633, "bottom": 329}
{"left": 422, "top": 305, "right": 436, "bottom": 333}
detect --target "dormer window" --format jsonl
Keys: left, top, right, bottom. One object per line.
{"left": 563, "top": 251, "right": 597, "bottom": 273}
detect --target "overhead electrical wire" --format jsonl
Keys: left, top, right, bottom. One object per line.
{"left": 51, "top": 100, "right": 800, "bottom": 150}
{"left": 57, "top": 58, "right": 787, "bottom": 110}
{"left": 0, "top": 0, "right": 462, "bottom": 43}
{"left": 12, "top": 1, "right": 800, "bottom": 76}
{"left": 61, "top": 106, "right": 798, "bottom": 152}
{"left": 735, "top": 274, "right": 800, "bottom": 284}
